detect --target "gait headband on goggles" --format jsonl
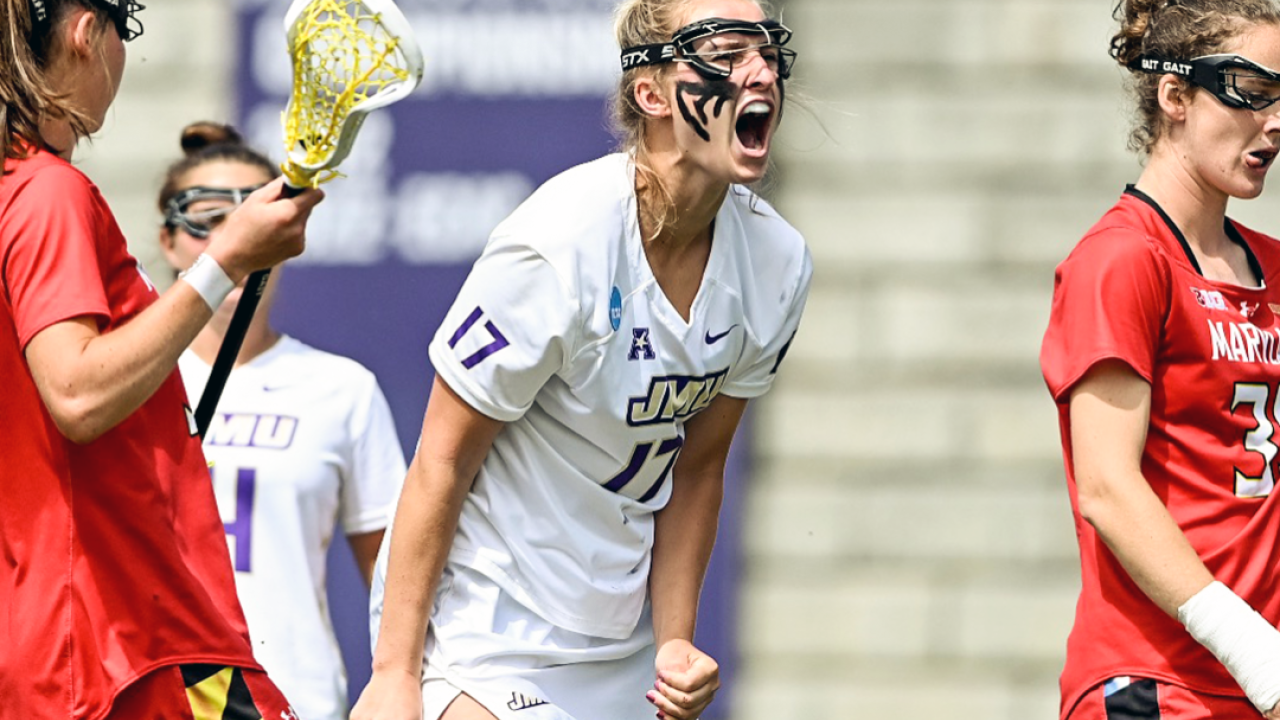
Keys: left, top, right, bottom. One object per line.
{"left": 164, "top": 185, "right": 263, "bottom": 239}
{"left": 1129, "top": 53, "right": 1280, "bottom": 111}
{"left": 620, "top": 17, "right": 796, "bottom": 81}
{"left": 29, "top": 0, "right": 145, "bottom": 42}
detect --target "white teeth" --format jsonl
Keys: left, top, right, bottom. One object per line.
{"left": 743, "top": 101, "right": 770, "bottom": 115}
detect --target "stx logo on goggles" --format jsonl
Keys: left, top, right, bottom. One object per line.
{"left": 621, "top": 44, "right": 676, "bottom": 71}
{"left": 622, "top": 48, "right": 652, "bottom": 69}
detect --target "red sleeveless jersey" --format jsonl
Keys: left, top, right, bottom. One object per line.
{"left": 0, "top": 149, "right": 258, "bottom": 719}
{"left": 1042, "top": 188, "right": 1280, "bottom": 718}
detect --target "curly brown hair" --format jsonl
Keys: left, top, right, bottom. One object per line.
{"left": 1111, "top": 0, "right": 1280, "bottom": 154}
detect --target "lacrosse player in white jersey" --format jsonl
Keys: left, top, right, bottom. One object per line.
{"left": 355, "top": 0, "right": 811, "bottom": 719}
{"left": 157, "top": 122, "right": 407, "bottom": 720}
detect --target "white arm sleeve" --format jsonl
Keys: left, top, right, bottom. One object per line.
{"left": 1179, "top": 580, "right": 1280, "bottom": 714}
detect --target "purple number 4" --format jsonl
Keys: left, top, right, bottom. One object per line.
{"left": 449, "top": 306, "right": 511, "bottom": 369}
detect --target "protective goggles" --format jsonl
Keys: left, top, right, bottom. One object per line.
{"left": 620, "top": 17, "right": 796, "bottom": 81}
{"left": 92, "top": 0, "right": 144, "bottom": 41}
{"left": 1130, "top": 53, "right": 1280, "bottom": 111}
{"left": 164, "top": 185, "right": 263, "bottom": 239}
{"left": 29, "top": 0, "right": 141, "bottom": 43}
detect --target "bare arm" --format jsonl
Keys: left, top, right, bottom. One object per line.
{"left": 1069, "top": 360, "right": 1213, "bottom": 615}
{"left": 23, "top": 178, "right": 321, "bottom": 443}
{"left": 1074, "top": 360, "right": 1280, "bottom": 717}
{"left": 26, "top": 296, "right": 212, "bottom": 442}
{"left": 348, "top": 529, "right": 385, "bottom": 587}
{"left": 351, "top": 375, "right": 503, "bottom": 720}
{"left": 648, "top": 394, "right": 747, "bottom": 720}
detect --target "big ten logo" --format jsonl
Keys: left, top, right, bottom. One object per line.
{"left": 1192, "top": 287, "right": 1228, "bottom": 311}
{"left": 205, "top": 413, "right": 300, "bottom": 450}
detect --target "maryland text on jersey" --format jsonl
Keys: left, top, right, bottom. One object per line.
{"left": 1208, "top": 319, "right": 1280, "bottom": 365}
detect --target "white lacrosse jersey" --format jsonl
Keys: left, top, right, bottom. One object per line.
{"left": 425, "top": 153, "right": 812, "bottom": 639}
{"left": 179, "top": 336, "right": 406, "bottom": 720}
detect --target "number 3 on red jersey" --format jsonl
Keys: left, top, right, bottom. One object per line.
{"left": 1232, "top": 382, "right": 1279, "bottom": 498}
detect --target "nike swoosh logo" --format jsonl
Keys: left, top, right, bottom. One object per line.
{"left": 262, "top": 385, "right": 290, "bottom": 392}
{"left": 705, "top": 325, "right": 738, "bottom": 344}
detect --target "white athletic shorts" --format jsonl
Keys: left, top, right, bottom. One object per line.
{"left": 372, "top": 563, "right": 657, "bottom": 720}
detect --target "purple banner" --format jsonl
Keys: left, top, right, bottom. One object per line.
{"left": 233, "top": 2, "right": 743, "bottom": 715}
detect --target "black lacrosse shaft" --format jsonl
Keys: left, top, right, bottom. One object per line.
{"left": 193, "top": 182, "right": 306, "bottom": 438}
{"left": 194, "top": 268, "right": 270, "bottom": 438}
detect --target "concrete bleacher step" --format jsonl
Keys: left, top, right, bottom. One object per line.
{"left": 734, "top": 1, "right": 1122, "bottom": 717}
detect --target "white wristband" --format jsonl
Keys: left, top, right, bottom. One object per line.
{"left": 1179, "top": 580, "right": 1280, "bottom": 713}
{"left": 179, "top": 253, "right": 235, "bottom": 311}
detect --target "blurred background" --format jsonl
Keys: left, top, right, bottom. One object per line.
{"left": 73, "top": 0, "right": 1280, "bottom": 718}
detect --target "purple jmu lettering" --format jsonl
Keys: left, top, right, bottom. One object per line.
{"left": 205, "top": 413, "right": 297, "bottom": 449}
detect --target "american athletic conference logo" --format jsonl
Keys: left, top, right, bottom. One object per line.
{"left": 629, "top": 327, "right": 656, "bottom": 361}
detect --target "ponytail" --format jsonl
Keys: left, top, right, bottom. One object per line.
{"left": 156, "top": 121, "right": 280, "bottom": 216}
{"left": 1, "top": 0, "right": 111, "bottom": 169}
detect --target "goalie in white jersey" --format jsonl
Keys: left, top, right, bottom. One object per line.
{"left": 357, "top": 1, "right": 811, "bottom": 719}
{"left": 157, "top": 123, "right": 407, "bottom": 720}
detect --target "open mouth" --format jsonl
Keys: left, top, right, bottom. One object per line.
{"left": 735, "top": 100, "right": 773, "bottom": 153}
{"left": 1248, "top": 148, "right": 1277, "bottom": 169}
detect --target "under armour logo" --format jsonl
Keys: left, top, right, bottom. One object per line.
{"left": 628, "top": 327, "right": 656, "bottom": 361}
{"left": 507, "top": 692, "right": 549, "bottom": 711}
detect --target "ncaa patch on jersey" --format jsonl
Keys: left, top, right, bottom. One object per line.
{"left": 610, "top": 287, "right": 623, "bottom": 331}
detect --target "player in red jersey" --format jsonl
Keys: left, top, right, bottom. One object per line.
{"left": 1041, "top": 1, "right": 1280, "bottom": 718}
{"left": 0, "top": 1, "right": 322, "bottom": 718}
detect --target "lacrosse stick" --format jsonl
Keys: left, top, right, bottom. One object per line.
{"left": 195, "top": 0, "right": 424, "bottom": 437}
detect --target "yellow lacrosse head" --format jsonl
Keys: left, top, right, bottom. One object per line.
{"left": 280, "top": 0, "right": 424, "bottom": 188}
